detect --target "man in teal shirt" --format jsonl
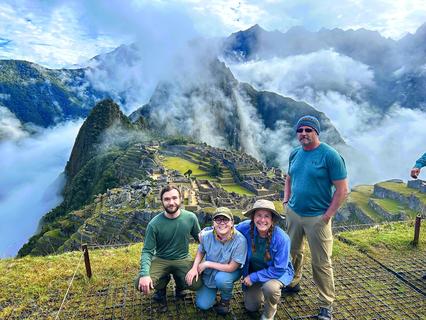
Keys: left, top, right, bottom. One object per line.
{"left": 283, "top": 115, "right": 349, "bottom": 320}
{"left": 136, "top": 185, "right": 202, "bottom": 306}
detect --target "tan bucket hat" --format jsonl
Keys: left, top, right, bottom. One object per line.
{"left": 213, "top": 207, "right": 234, "bottom": 221}
{"left": 243, "top": 199, "right": 283, "bottom": 220}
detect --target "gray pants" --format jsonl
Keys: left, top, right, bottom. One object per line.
{"left": 244, "top": 279, "right": 283, "bottom": 319}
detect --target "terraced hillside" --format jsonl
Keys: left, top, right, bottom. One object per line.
{"left": 338, "top": 180, "right": 426, "bottom": 225}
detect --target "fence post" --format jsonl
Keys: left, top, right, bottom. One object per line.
{"left": 413, "top": 215, "right": 421, "bottom": 247}
{"left": 82, "top": 244, "right": 92, "bottom": 278}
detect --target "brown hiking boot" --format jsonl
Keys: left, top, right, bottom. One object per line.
{"left": 213, "top": 299, "right": 231, "bottom": 315}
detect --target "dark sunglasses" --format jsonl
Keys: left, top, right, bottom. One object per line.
{"left": 296, "top": 128, "right": 314, "bottom": 133}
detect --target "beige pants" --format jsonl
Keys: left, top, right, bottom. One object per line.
{"left": 286, "top": 207, "right": 335, "bottom": 308}
{"left": 244, "top": 279, "right": 283, "bottom": 319}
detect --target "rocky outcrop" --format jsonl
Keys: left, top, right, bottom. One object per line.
{"left": 373, "top": 184, "right": 425, "bottom": 212}
{"left": 368, "top": 199, "right": 407, "bottom": 221}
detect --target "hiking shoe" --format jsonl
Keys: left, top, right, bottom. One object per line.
{"left": 213, "top": 299, "right": 231, "bottom": 315}
{"left": 317, "top": 307, "right": 333, "bottom": 320}
{"left": 153, "top": 288, "right": 167, "bottom": 303}
{"left": 175, "top": 288, "right": 188, "bottom": 299}
{"left": 282, "top": 283, "right": 301, "bottom": 294}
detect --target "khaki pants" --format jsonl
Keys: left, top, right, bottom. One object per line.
{"left": 244, "top": 279, "right": 283, "bottom": 319}
{"left": 135, "top": 256, "right": 202, "bottom": 291}
{"left": 286, "top": 207, "right": 335, "bottom": 308}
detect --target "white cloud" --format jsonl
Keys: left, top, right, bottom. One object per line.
{"left": 227, "top": 53, "right": 426, "bottom": 186}
{"left": 0, "top": 106, "right": 28, "bottom": 140}
{"left": 0, "top": 120, "right": 82, "bottom": 258}
{"left": 1, "top": 0, "right": 425, "bottom": 68}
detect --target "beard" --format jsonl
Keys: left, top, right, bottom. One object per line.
{"left": 164, "top": 203, "right": 180, "bottom": 214}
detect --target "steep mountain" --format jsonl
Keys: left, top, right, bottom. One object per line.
{"left": 0, "top": 60, "right": 107, "bottom": 127}
{"left": 130, "top": 58, "right": 344, "bottom": 167}
{"left": 222, "top": 23, "right": 426, "bottom": 111}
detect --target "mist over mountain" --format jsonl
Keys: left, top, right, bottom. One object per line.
{"left": 130, "top": 57, "right": 344, "bottom": 167}
{"left": 222, "top": 23, "right": 426, "bottom": 112}
{"left": 0, "top": 60, "right": 109, "bottom": 128}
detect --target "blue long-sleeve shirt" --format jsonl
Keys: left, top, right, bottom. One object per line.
{"left": 414, "top": 153, "right": 426, "bottom": 169}
{"left": 236, "top": 220, "right": 294, "bottom": 286}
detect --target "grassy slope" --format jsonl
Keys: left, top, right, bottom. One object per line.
{"left": 378, "top": 181, "right": 426, "bottom": 206}
{"left": 339, "top": 221, "right": 426, "bottom": 255}
{"left": 347, "top": 185, "right": 385, "bottom": 221}
{"left": 161, "top": 156, "right": 254, "bottom": 196}
{"left": 1, "top": 221, "right": 424, "bottom": 319}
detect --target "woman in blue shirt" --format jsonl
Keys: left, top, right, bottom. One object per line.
{"left": 238, "top": 199, "right": 294, "bottom": 320}
{"left": 186, "top": 207, "right": 247, "bottom": 315}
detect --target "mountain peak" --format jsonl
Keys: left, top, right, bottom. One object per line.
{"left": 65, "top": 99, "right": 131, "bottom": 180}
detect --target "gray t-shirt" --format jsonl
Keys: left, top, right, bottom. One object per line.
{"left": 198, "top": 229, "right": 247, "bottom": 288}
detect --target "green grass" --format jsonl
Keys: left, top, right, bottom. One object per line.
{"left": 162, "top": 156, "right": 208, "bottom": 176}
{"left": 373, "top": 198, "right": 419, "bottom": 218}
{"left": 1, "top": 222, "right": 424, "bottom": 319}
{"left": 161, "top": 156, "right": 255, "bottom": 196}
{"left": 347, "top": 185, "right": 386, "bottom": 222}
{"left": 220, "top": 184, "right": 254, "bottom": 196}
{"left": 378, "top": 181, "right": 426, "bottom": 206}
{"left": 339, "top": 221, "right": 426, "bottom": 255}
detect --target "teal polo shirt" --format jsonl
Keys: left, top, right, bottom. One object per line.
{"left": 288, "top": 143, "right": 347, "bottom": 217}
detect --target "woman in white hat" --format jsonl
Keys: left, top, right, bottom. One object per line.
{"left": 237, "top": 199, "right": 294, "bottom": 320}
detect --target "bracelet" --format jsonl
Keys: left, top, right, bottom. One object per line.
{"left": 283, "top": 201, "right": 288, "bottom": 204}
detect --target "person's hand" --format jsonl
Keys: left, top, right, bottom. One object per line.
{"left": 411, "top": 167, "right": 420, "bottom": 179}
{"left": 322, "top": 215, "right": 331, "bottom": 224}
{"left": 138, "top": 276, "right": 154, "bottom": 294}
{"left": 197, "top": 261, "right": 210, "bottom": 274}
{"left": 185, "top": 267, "right": 199, "bottom": 286}
{"left": 241, "top": 275, "right": 253, "bottom": 287}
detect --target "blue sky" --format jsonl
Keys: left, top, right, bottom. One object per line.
{"left": 1, "top": 0, "right": 426, "bottom": 68}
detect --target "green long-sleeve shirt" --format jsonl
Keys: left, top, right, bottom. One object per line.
{"left": 139, "top": 209, "right": 200, "bottom": 276}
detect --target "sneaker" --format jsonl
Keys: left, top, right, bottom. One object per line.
{"left": 175, "top": 288, "right": 188, "bottom": 299}
{"left": 213, "top": 299, "right": 231, "bottom": 315}
{"left": 282, "top": 283, "right": 301, "bottom": 294}
{"left": 153, "top": 288, "right": 167, "bottom": 303}
{"left": 317, "top": 307, "right": 333, "bottom": 320}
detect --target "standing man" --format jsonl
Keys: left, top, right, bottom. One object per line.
{"left": 283, "top": 115, "right": 349, "bottom": 320}
{"left": 410, "top": 152, "right": 426, "bottom": 179}
{"left": 136, "top": 185, "right": 202, "bottom": 306}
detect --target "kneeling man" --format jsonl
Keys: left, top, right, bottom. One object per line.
{"left": 137, "top": 185, "right": 202, "bottom": 304}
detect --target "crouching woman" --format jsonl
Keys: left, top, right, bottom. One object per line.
{"left": 185, "top": 207, "right": 247, "bottom": 315}
{"left": 238, "top": 200, "right": 294, "bottom": 320}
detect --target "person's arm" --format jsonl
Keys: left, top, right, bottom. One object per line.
{"left": 322, "top": 178, "right": 349, "bottom": 223}
{"left": 411, "top": 153, "right": 426, "bottom": 178}
{"left": 191, "top": 214, "right": 202, "bottom": 242}
{"left": 198, "top": 233, "right": 247, "bottom": 273}
{"left": 185, "top": 249, "right": 205, "bottom": 285}
{"left": 198, "top": 260, "right": 241, "bottom": 273}
{"left": 283, "top": 174, "right": 291, "bottom": 205}
{"left": 138, "top": 224, "right": 156, "bottom": 294}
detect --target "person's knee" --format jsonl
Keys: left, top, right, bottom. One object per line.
{"left": 262, "top": 282, "right": 281, "bottom": 299}
{"left": 196, "top": 295, "right": 214, "bottom": 310}
{"left": 244, "top": 299, "right": 260, "bottom": 312}
{"left": 215, "top": 272, "right": 234, "bottom": 290}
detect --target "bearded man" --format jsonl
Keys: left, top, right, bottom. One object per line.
{"left": 136, "top": 185, "right": 202, "bottom": 305}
